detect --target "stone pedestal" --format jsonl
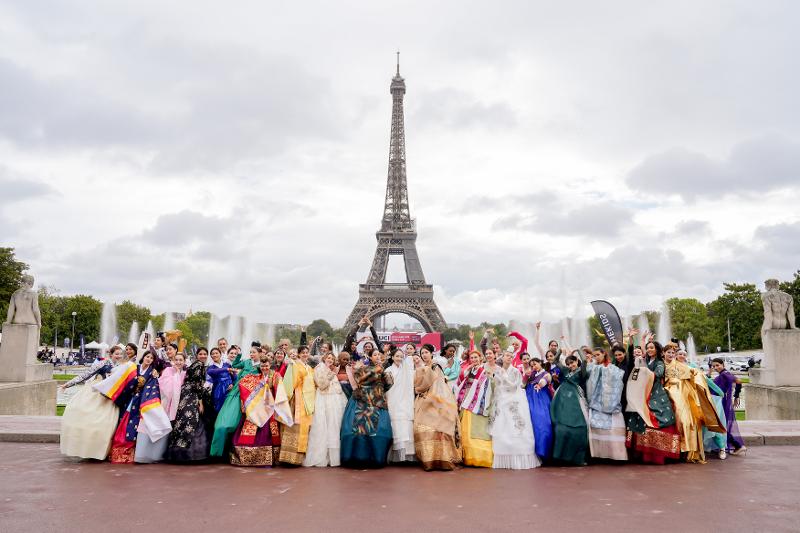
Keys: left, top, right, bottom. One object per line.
{"left": 0, "top": 323, "right": 56, "bottom": 415}
{"left": 749, "top": 329, "right": 800, "bottom": 387}
{"left": 745, "top": 384, "right": 800, "bottom": 420}
{"left": 0, "top": 324, "right": 51, "bottom": 382}
{"left": 0, "top": 381, "right": 57, "bottom": 416}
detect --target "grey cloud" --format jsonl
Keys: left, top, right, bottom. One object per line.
{"left": 492, "top": 201, "right": 634, "bottom": 239}
{"left": 140, "top": 210, "right": 235, "bottom": 247}
{"left": 626, "top": 135, "right": 800, "bottom": 201}
{"left": 412, "top": 88, "right": 517, "bottom": 130}
{"left": 0, "top": 167, "right": 56, "bottom": 203}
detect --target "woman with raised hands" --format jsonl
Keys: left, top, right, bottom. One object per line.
{"left": 524, "top": 356, "right": 553, "bottom": 462}
{"left": 303, "top": 352, "right": 347, "bottom": 467}
{"left": 385, "top": 348, "right": 416, "bottom": 463}
{"left": 413, "top": 344, "right": 462, "bottom": 471}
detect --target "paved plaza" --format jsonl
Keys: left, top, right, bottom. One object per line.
{"left": 0, "top": 443, "right": 797, "bottom": 532}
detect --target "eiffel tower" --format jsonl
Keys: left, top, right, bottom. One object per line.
{"left": 343, "top": 55, "right": 447, "bottom": 333}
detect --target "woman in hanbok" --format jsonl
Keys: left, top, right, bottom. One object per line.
{"left": 524, "top": 357, "right": 553, "bottom": 461}
{"left": 490, "top": 349, "right": 538, "bottom": 469}
{"left": 109, "top": 351, "right": 171, "bottom": 463}
{"left": 413, "top": 344, "right": 462, "bottom": 471}
{"left": 209, "top": 346, "right": 260, "bottom": 458}
{"left": 166, "top": 347, "right": 212, "bottom": 462}
{"left": 340, "top": 350, "right": 394, "bottom": 468}
{"left": 60, "top": 346, "right": 127, "bottom": 460}
{"left": 455, "top": 349, "right": 493, "bottom": 467}
{"left": 206, "top": 347, "right": 234, "bottom": 415}
{"left": 711, "top": 358, "right": 746, "bottom": 456}
{"left": 336, "top": 352, "right": 355, "bottom": 398}
{"left": 664, "top": 343, "right": 724, "bottom": 463}
{"left": 230, "top": 355, "right": 292, "bottom": 466}
{"left": 549, "top": 353, "right": 590, "bottom": 465}
{"left": 133, "top": 352, "right": 174, "bottom": 464}
{"left": 585, "top": 348, "right": 628, "bottom": 461}
{"left": 625, "top": 338, "right": 681, "bottom": 465}
{"left": 384, "top": 349, "right": 416, "bottom": 463}
{"left": 158, "top": 353, "right": 186, "bottom": 422}
{"left": 278, "top": 345, "right": 316, "bottom": 465}
{"left": 303, "top": 352, "right": 347, "bottom": 466}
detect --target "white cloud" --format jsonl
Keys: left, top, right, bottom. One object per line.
{"left": 2, "top": 1, "right": 799, "bottom": 328}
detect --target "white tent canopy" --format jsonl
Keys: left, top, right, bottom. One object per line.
{"left": 84, "top": 341, "right": 107, "bottom": 349}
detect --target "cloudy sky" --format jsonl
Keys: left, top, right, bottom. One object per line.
{"left": 1, "top": 1, "right": 798, "bottom": 328}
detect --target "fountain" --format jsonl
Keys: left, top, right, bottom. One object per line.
{"left": 572, "top": 315, "right": 591, "bottom": 349}
{"left": 143, "top": 320, "right": 155, "bottom": 340}
{"left": 100, "top": 301, "right": 118, "bottom": 347}
{"left": 686, "top": 332, "right": 697, "bottom": 365}
{"left": 657, "top": 302, "right": 672, "bottom": 345}
{"left": 163, "top": 312, "right": 175, "bottom": 332}
{"left": 637, "top": 314, "right": 650, "bottom": 345}
{"left": 128, "top": 321, "right": 140, "bottom": 344}
{"left": 207, "top": 313, "right": 223, "bottom": 347}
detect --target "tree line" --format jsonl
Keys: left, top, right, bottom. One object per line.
{"left": 2, "top": 248, "right": 798, "bottom": 353}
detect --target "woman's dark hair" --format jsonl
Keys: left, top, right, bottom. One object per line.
{"left": 443, "top": 343, "right": 457, "bottom": 354}
{"left": 156, "top": 333, "right": 166, "bottom": 344}
{"left": 531, "top": 357, "right": 543, "bottom": 366}
{"left": 259, "top": 354, "right": 270, "bottom": 365}
{"left": 168, "top": 342, "right": 179, "bottom": 352}
{"left": 251, "top": 341, "right": 262, "bottom": 348}
{"left": 227, "top": 346, "right": 237, "bottom": 354}
{"left": 645, "top": 341, "right": 664, "bottom": 361}
{"left": 421, "top": 343, "right": 435, "bottom": 354}
{"left": 196, "top": 347, "right": 209, "bottom": 356}
{"left": 611, "top": 343, "right": 625, "bottom": 355}
{"left": 565, "top": 354, "right": 578, "bottom": 365}
{"left": 594, "top": 347, "right": 607, "bottom": 355}
{"left": 138, "top": 350, "right": 155, "bottom": 365}
{"left": 322, "top": 342, "right": 333, "bottom": 352}
{"left": 548, "top": 339, "right": 558, "bottom": 346}
{"left": 210, "top": 347, "right": 221, "bottom": 356}
{"left": 711, "top": 357, "right": 725, "bottom": 367}
{"left": 298, "top": 345, "right": 309, "bottom": 354}
{"left": 126, "top": 342, "right": 138, "bottom": 354}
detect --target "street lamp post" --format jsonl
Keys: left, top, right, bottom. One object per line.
{"left": 71, "top": 311, "right": 77, "bottom": 351}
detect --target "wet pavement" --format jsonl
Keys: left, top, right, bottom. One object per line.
{"left": 0, "top": 443, "right": 797, "bottom": 532}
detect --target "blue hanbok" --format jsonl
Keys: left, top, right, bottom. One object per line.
{"left": 525, "top": 369, "right": 553, "bottom": 460}
{"left": 207, "top": 361, "right": 234, "bottom": 413}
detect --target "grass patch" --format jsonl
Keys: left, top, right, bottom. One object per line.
{"left": 53, "top": 374, "right": 77, "bottom": 381}
{"left": 56, "top": 405, "right": 66, "bottom": 416}
{"left": 735, "top": 410, "right": 746, "bottom": 421}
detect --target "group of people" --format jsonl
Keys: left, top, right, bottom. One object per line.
{"left": 59, "top": 318, "right": 746, "bottom": 470}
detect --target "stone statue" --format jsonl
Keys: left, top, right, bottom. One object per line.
{"left": 761, "top": 278, "right": 796, "bottom": 333}
{"left": 5, "top": 274, "right": 41, "bottom": 327}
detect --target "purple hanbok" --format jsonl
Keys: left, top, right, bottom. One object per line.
{"left": 714, "top": 370, "right": 744, "bottom": 451}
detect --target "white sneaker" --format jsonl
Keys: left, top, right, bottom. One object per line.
{"left": 719, "top": 450, "right": 727, "bottom": 460}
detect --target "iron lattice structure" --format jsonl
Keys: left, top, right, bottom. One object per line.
{"left": 343, "top": 58, "right": 447, "bottom": 333}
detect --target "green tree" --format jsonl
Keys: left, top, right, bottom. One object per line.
{"left": 307, "top": 319, "right": 334, "bottom": 338}
{"left": 175, "top": 311, "right": 211, "bottom": 347}
{"left": 779, "top": 270, "right": 800, "bottom": 326}
{"left": 0, "top": 248, "right": 29, "bottom": 322}
{"left": 116, "top": 300, "right": 151, "bottom": 342}
{"left": 666, "top": 297, "right": 720, "bottom": 353}
{"left": 274, "top": 326, "right": 301, "bottom": 348}
{"left": 707, "top": 283, "right": 763, "bottom": 351}
{"left": 39, "top": 289, "right": 102, "bottom": 347}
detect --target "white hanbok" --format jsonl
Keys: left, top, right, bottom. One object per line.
{"left": 490, "top": 365, "right": 540, "bottom": 469}
{"left": 385, "top": 356, "right": 416, "bottom": 462}
{"left": 60, "top": 360, "right": 120, "bottom": 460}
{"left": 303, "top": 364, "right": 347, "bottom": 467}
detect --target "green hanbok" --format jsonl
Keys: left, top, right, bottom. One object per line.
{"left": 210, "top": 354, "right": 259, "bottom": 457}
{"left": 549, "top": 361, "right": 589, "bottom": 465}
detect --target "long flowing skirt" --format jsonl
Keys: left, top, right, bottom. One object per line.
{"left": 414, "top": 422, "right": 461, "bottom": 471}
{"left": 60, "top": 383, "right": 119, "bottom": 460}
{"left": 230, "top": 419, "right": 279, "bottom": 466}
{"left": 340, "top": 397, "right": 393, "bottom": 469}
{"left": 210, "top": 387, "right": 244, "bottom": 457}
{"left": 526, "top": 385, "right": 553, "bottom": 460}
{"left": 134, "top": 428, "right": 169, "bottom": 464}
{"left": 552, "top": 423, "right": 589, "bottom": 465}
{"left": 109, "top": 412, "right": 136, "bottom": 464}
{"left": 626, "top": 424, "right": 681, "bottom": 465}
{"left": 303, "top": 392, "right": 346, "bottom": 467}
{"left": 703, "top": 396, "right": 727, "bottom": 453}
{"left": 460, "top": 410, "right": 492, "bottom": 468}
{"left": 490, "top": 395, "right": 539, "bottom": 470}
{"left": 588, "top": 411, "right": 628, "bottom": 461}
